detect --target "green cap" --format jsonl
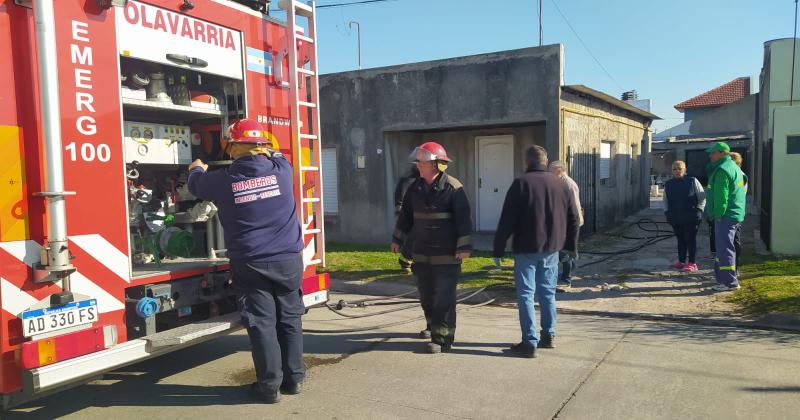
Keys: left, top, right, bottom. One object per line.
{"left": 704, "top": 142, "right": 730, "bottom": 153}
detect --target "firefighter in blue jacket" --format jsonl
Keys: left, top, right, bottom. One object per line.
{"left": 188, "top": 118, "right": 304, "bottom": 404}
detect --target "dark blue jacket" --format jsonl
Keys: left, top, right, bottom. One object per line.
{"left": 188, "top": 154, "right": 302, "bottom": 262}
{"left": 664, "top": 176, "right": 705, "bottom": 226}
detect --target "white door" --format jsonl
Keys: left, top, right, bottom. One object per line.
{"left": 476, "top": 135, "right": 514, "bottom": 231}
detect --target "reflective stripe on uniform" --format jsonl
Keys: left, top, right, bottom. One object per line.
{"left": 456, "top": 235, "right": 471, "bottom": 248}
{"left": 413, "top": 212, "right": 453, "bottom": 220}
{"left": 413, "top": 254, "right": 460, "bottom": 265}
{"left": 719, "top": 265, "right": 736, "bottom": 271}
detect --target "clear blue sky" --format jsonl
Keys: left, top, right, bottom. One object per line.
{"left": 273, "top": 0, "right": 798, "bottom": 132}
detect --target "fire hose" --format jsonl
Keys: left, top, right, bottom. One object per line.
{"left": 579, "top": 218, "right": 674, "bottom": 268}
{"left": 302, "top": 284, "right": 510, "bottom": 334}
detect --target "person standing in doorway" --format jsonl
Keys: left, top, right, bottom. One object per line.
{"left": 663, "top": 161, "right": 706, "bottom": 272}
{"left": 494, "top": 146, "right": 580, "bottom": 358}
{"left": 549, "top": 160, "right": 584, "bottom": 291}
{"left": 704, "top": 142, "right": 746, "bottom": 291}
{"left": 391, "top": 142, "right": 472, "bottom": 353}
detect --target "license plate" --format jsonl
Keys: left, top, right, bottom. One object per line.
{"left": 22, "top": 299, "right": 98, "bottom": 338}
{"left": 303, "top": 290, "right": 328, "bottom": 308}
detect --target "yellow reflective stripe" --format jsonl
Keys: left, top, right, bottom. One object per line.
{"left": 413, "top": 212, "right": 452, "bottom": 220}
{"left": 456, "top": 235, "right": 471, "bottom": 248}
{"left": 38, "top": 339, "right": 56, "bottom": 366}
{"left": 412, "top": 254, "right": 460, "bottom": 265}
{"left": 719, "top": 265, "right": 736, "bottom": 271}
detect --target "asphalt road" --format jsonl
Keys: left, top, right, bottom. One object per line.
{"left": 6, "top": 294, "right": 800, "bottom": 419}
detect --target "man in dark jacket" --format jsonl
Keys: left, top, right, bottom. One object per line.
{"left": 493, "top": 146, "right": 580, "bottom": 358}
{"left": 391, "top": 141, "right": 472, "bottom": 354}
{"left": 188, "top": 119, "right": 304, "bottom": 404}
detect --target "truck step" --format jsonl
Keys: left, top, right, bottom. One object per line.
{"left": 145, "top": 312, "right": 241, "bottom": 348}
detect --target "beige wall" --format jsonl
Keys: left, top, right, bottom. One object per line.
{"left": 560, "top": 90, "right": 652, "bottom": 230}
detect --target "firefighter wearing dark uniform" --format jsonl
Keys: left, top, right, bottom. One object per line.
{"left": 188, "top": 119, "right": 304, "bottom": 404}
{"left": 391, "top": 142, "right": 472, "bottom": 353}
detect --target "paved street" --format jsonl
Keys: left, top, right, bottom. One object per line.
{"left": 6, "top": 295, "right": 800, "bottom": 419}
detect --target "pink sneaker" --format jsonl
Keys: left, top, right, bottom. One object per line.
{"left": 672, "top": 261, "right": 685, "bottom": 269}
{"left": 682, "top": 263, "right": 698, "bottom": 272}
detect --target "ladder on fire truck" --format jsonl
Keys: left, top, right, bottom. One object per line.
{"left": 282, "top": 0, "right": 325, "bottom": 267}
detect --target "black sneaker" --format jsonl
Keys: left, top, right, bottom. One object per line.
{"left": 250, "top": 382, "right": 280, "bottom": 404}
{"left": 426, "top": 342, "right": 452, "bottom": 353}
{"left": 538, "top": 335, "right": 555, "bottom": 349}
{"left": 280, "top": 381, "right": 303, "bottom": 395}
{"left": 508, "top": 342, "right": 537, "bottom": 358}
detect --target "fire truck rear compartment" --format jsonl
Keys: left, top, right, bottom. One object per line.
{"left": 120, "top": 53, "right": 245, "bottom": 277}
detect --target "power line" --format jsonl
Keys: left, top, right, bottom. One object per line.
{"left": 549, "top": 0, "right": 625, "bottom": 92}
{"left": 270, "top": 0, "right": 398, "bottom": 13}
{"left": 318, "top": 0, "right": 398, "bottom": 8}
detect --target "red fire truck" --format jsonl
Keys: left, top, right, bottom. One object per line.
{"left": 0, "top": 0, "right": 327, "bottom": 407}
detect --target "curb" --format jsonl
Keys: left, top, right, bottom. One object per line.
{"left": 554, "top": 307, "right": 800, "bottom": 333}
{"left": 329, "top": 279, "right": 800, "bottom": 334}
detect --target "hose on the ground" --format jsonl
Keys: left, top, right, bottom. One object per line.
{"left": 303, "top": 284, "right": 511, "bottom": 333}
{"left": 338, "top": 289, "right": 417, "bottom": 305}
{"left": 579, "top": 218, "right": 675, "bottom": 268}
{"left": 302, "top": 298, "right": 496, "bottom": 334}
{"left": 333, "top": 284, "right": 498, "bottom": 311}
{"left": 322, "top": 284, "right": 508, "bottom": 320}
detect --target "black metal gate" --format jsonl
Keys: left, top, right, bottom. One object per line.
{"left": 760, "top": 139, "right": 772, "bottom": 248}
{"left": 568, "top": 146, "right": 597, "bottom": 235}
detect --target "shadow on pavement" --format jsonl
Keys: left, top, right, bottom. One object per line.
{"left": 741, "top": 386, "right": 800, "bottom": 393}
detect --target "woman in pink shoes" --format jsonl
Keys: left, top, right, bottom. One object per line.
{"left": 663, "top": 161, "right": 706, "bottom": 272}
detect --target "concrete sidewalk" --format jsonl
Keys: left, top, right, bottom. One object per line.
{"left": 7, "top": 295, "right": 800, "bottom": 419}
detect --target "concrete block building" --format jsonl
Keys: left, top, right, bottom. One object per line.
{"left": 755, "top": 38, "right": 800, "bottom": 255}
{"left": 318, "top": 45, "right": 658, "bottom": 246}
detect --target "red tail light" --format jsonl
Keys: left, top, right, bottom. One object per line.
{"left": 21, "top": 325, "right": 118, "bottom": 369}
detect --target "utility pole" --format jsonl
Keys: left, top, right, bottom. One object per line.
{"left": 791, "top": 0, "right": 798, "bottom": 105}
{"left": 539, "top": 0, "right": 543, "bottom": 46}
{"left": 349, "top": 20, "right": 362, "bottom": 70}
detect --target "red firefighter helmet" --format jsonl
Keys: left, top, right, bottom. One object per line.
{"left": 228, "top": 119, "right": 266, "bottom": 143}
{"left": 410, "top": 141, "right": 452, "bottom": 163}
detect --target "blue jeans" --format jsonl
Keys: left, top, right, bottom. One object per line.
{"left": 514, "top": 252, "right": 559, "bottom": 347}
